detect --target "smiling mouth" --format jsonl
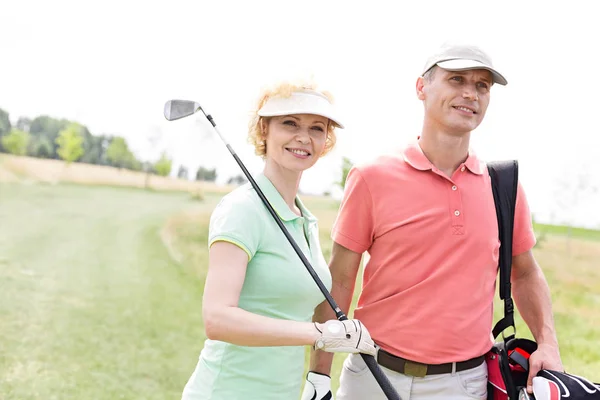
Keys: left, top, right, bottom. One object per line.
{"left": 453, "top": 106, "right": 477, "bottom": 114}
{"left": 286, "top": 148, "right": 311, "bottom": 156}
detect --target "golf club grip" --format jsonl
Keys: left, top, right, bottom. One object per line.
{"left": 362, "top": 353, "right": 401, "bottom": 400}
{"left": 226, "top": 147, "right": 401, "bottom": 400}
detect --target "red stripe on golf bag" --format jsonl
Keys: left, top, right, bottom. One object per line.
{"left": 532, "top": 378, "right": 561, "bottom": 400}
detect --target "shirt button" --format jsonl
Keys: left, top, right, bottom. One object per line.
{"left": 452, "top": 185, "right": 457, "bottom": 191}
{"left": 454, "top": 210, "right": 460, "bottom": 216}
{"left": 460, "top": 166, "right": 466, "bottom": 172}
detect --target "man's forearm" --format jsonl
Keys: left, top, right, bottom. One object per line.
{"left": 308, "top": 242, "right": 362, "bottom": 375}
{"left": 512, "top": 264, "right": 558, "bottom": 346}
{"left": 309, "top": 280, "right": 356, "bottom": 373}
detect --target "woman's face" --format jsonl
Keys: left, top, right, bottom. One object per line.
{"left": 263, "top": 113, "right": 329, "bottom": 173}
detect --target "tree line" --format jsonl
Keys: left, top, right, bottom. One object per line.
{"left": 1, "top": 107, "right": 356, "bottom": 188}
{"left": 0, "top": 107, "right": 174, "bottom": 177}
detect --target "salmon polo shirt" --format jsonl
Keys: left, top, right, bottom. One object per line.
{"left": 332, "top": 142, "right": 536, "bottom": 364}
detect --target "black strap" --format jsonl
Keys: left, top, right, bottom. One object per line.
{"left": 509, "top": 350, "right": 530, "bottom": 372}
{"left": 487, "top": 160, "right": 519, "bottom": 340}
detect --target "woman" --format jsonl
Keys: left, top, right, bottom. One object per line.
{"left": 181, "top": 81, "right": 376, "bottom": 399}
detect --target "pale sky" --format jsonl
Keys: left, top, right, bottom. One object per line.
{"left": 2, "top": 0, "right": 599, "bottom": 228}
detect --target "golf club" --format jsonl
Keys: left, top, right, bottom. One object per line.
{"left": 164, "top": 99, "right": 401, "bottom": 400}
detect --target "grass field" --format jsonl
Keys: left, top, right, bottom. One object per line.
{"left": 0, "top": 183, "right": 223, "bottom": 399}
{"left": 1, "top": 156, "right": 599, "bottom": 399}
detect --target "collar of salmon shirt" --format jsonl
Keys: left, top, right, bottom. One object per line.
{"left": 254, "top": 173, "right": 318, "bottom": 224}
{"left": 402, "top": 140, "right": 485, "bottom": 175}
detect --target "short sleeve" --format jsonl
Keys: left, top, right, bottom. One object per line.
{"left": 331, "top": 167, "right": 374, "bottom": 253}
{"left": 512, "top": 182, "right": 537, "bottom": 256}
{"left": 209, "top": 191, "right": 263, "bottom": 260}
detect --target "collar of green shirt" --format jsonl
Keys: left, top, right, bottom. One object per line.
{"left": 255, "top": 174, "right": 318, "bottom": 225}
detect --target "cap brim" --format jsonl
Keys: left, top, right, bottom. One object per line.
{"left": 436, "top": 59, "right": 508, "bottom": 86}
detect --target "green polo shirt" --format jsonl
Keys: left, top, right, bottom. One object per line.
{"left": 182, "top": 174, "right": 332, "bottom": 400}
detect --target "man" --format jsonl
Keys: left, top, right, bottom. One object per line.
{"left": 301, "top": 43, "right": 563, "bottom": 399}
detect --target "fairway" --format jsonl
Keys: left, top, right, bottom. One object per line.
{"left": 1, "top": 181, "right": 599, "bottom": 399}
{"left": 0, "top": 183, "right": 218, "bottom": 400}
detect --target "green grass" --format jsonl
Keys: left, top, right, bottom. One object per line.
{"left": 0, "top": 183, "right": 221, "bottom": 400}
{"left": 1, "top": 182, "right": 599, "bottom": 399}
{"left": 535, "top": 223, "right": 600, "bottom": 241}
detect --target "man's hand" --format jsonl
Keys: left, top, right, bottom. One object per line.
{"left": 526, "top": 343, "right": 563, "bottom": 393}
{"left": 300, "top": 372, "right": 333, "bottom": 400}
{"left": 313, "top": 319, "right": 377, "bottom": 356}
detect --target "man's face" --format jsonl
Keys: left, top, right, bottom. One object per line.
{"left": 419, "top": 67, "right": 493, "bottom": 135}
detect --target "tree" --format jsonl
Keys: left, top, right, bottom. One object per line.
{"left": 195, "top": 166, "right": 217, "bottom": 182}
{"left": 30, "top": 115, "right": 69, "bottom": 159}
{"left": 143, "top": 129, "right": 163, "bottom": 188}
{"left": 0, "top": 108, "right": 11, "bottom": 152}
{"left": 1, "top": 129, "right": 30, "bottom": 155}
{"left": 154, "top": 152, "right": 172, "bottom": 177}
{"left": 338, "top": 156, "right": 354, "bottom": 188}
{"left": 177, "top": 165, "right": 189, "bottom": 179}
{"left": 129, "top": 158, "right": 143, "bottom": 172}
{"left": 81, "top": 134, "right": 111, "bottom": 165}
{"left": 28, "top": 136, "right": 53, "bottom": 158}
{"left": 55, "top": 123, "right": 85, "bottom": 164}
{"left": 16, "top": 117, "right": 32, "bottom": 133}
{"left": 106, "top": 137, "right": 134, "bottom": 169}
{"left": 227, "top": 174, "right": 248, "bottom": 185}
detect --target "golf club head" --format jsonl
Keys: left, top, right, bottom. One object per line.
{"left": 163, "top": 100, "right": 202, "bottom": 121}
{"left": 518, "top": 388, "right": 535, "bottom": 400}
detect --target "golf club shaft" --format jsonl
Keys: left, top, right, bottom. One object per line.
{"left": 203, "top": 114, "right": 401, "bottom": 400}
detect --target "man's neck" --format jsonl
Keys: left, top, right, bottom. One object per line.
{"left": 418, "top": 129, "right": 471, "bottom": 178}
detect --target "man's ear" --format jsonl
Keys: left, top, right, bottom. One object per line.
{"left": 416, "top": 77, "right": 426, "bottom": 100}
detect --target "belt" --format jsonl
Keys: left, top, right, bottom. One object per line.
{"left": 377, "top": 349, "right": 485, "bottom": 378}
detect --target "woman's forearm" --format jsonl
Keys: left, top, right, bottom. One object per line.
{"left": 204, "top": 306, "right": 319, "bottom": 347}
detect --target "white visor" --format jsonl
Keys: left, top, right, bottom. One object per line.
{"left": 257, "top": 90, "right": 344, "bottom": 129}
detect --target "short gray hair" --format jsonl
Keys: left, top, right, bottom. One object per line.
{"left": 422, "top": 66, "right": 437, "bottom": 82}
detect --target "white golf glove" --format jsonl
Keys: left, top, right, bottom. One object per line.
{"left": 313, "top": 319, "right": 376, "bottom": 356}
{"left": 300, "top": 371, "right": 333, "bottom": 400}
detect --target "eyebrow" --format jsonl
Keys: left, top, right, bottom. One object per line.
{"left": 478, "top": 75, "right": 492, "bottom": 84}
{"left": 282, "top": 115, "right": 326, "bottom": 125}
{"left": 449, "top": 70, "right": 492, "bottom": 84}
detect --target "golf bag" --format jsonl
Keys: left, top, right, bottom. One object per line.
{"left": 485, "top": 161, "right": 600, "bottom": 400}
{"left": 531, "top": 370, "right": 600, "bottom": 399}
{"left": 486, "top": 160, "right": 536, "bottom": 400}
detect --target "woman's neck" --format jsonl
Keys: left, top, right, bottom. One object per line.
{"left": 263, "top": 161, "right": 303, "bottom": 216}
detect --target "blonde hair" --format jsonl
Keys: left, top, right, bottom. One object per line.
{"left": 248, "top": 80, "right": 338, "bottom": 158}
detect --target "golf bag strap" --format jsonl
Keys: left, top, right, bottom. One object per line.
{"left": 488, "top": 160, "right": 519, "bottom": 340}
{"left": 509, "top": 350, "right": 530, "bottom": 372}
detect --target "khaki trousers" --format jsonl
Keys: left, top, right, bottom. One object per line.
{"left": 337, "top": 353, "right": 488, "bottom": 400}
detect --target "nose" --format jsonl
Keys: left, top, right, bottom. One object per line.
{"left": 462, "top": 84, "right": 478, "bottom": 101}
{"left": 296, "top": 129, "right": 311, "bottom": 144}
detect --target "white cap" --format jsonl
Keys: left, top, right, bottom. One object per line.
{"left": 257, "top": 90, "right": 344, "bottom": 129}
{"left": 422, "top": 43, "right": 507, "bottom": 86}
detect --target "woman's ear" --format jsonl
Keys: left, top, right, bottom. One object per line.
{"left": 260, "top": 119, "right": 268, "bottom": 139}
